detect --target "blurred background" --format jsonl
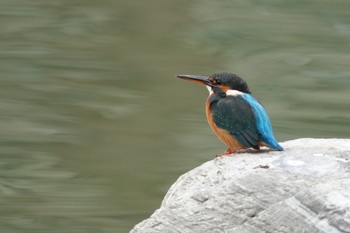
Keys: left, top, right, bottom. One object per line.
{"left": 0, "top": 0, "right": 349, "bottom": 232}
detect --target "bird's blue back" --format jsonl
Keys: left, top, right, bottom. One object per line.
{"left": 241, "top": 94, "right": 283, "bottom": 151}
{"left": 210, "top": 93, "right": 283, "bottom": 151}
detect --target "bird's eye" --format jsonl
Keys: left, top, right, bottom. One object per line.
{"left": 208, "top": 77, "right": 221, "bottom": 85}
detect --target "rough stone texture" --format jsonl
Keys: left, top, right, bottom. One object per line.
{"left": 131, "top": 138, "right": 350, "bottom": 233}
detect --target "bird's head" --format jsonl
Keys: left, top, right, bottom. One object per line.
{"left": 176, "top": 72, "right": 251, "bottom": 96}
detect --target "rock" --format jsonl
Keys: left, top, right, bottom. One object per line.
{"left": 131, "top": 138, "right": 350, "bottom": 233}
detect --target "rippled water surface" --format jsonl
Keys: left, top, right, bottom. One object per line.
{"left": 1, "top": 0, "right": 349, "bottom": 232}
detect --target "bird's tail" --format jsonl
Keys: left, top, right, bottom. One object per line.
{"left": 265, "top": 139, "right": 283, "bottom": 151}
{"left": 263, "top": 138, "right": 284, "bottom": 151}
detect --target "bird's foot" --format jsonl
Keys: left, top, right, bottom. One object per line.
{"left": 215, "top": 148, "right": 236, "bottom": 157}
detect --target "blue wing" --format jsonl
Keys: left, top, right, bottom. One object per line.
{"left": 211, "top": 96, "right": 260, "bottom": 149}
{"left": 210, "top": 94, "right": 283, "bottom": 151}
{"left": 241, "top": 94, "right": 283, "bottom": 151}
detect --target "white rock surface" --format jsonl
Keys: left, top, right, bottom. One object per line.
{"left": 131, "top": 138, "right": 350, "bottom": 233}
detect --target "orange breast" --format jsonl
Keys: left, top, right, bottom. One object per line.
{"left": 205, "top": 95, "right": 244, "bottom": 151}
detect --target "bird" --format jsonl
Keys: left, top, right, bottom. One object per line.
{"left": 176, "top": 72, "right": 283, "bottom": 156}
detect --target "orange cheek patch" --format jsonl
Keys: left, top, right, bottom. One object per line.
{"left": 218, "top": 85, "right": 230, "bottom": 92}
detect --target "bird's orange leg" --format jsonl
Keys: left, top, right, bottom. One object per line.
{"left": 216, "top": 148, "right": 236, "bottom": 157}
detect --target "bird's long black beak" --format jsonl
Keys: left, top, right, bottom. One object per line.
{"left": 176, "top": 74, "right": 213, "bottom": 86}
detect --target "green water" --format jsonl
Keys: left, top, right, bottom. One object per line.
{"left": 0, "top": 0, "right": 349, "bottom": 232}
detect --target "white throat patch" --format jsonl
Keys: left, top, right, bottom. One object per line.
{"left": 205, "top": 86, "right": 243, "bottom": 96}
{"left": 205, "top": 85, "right": 213, "bottom": 95}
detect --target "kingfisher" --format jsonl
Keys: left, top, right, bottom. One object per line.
{"left": 177, "top": 72, "right": 283, "bottom": 156}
